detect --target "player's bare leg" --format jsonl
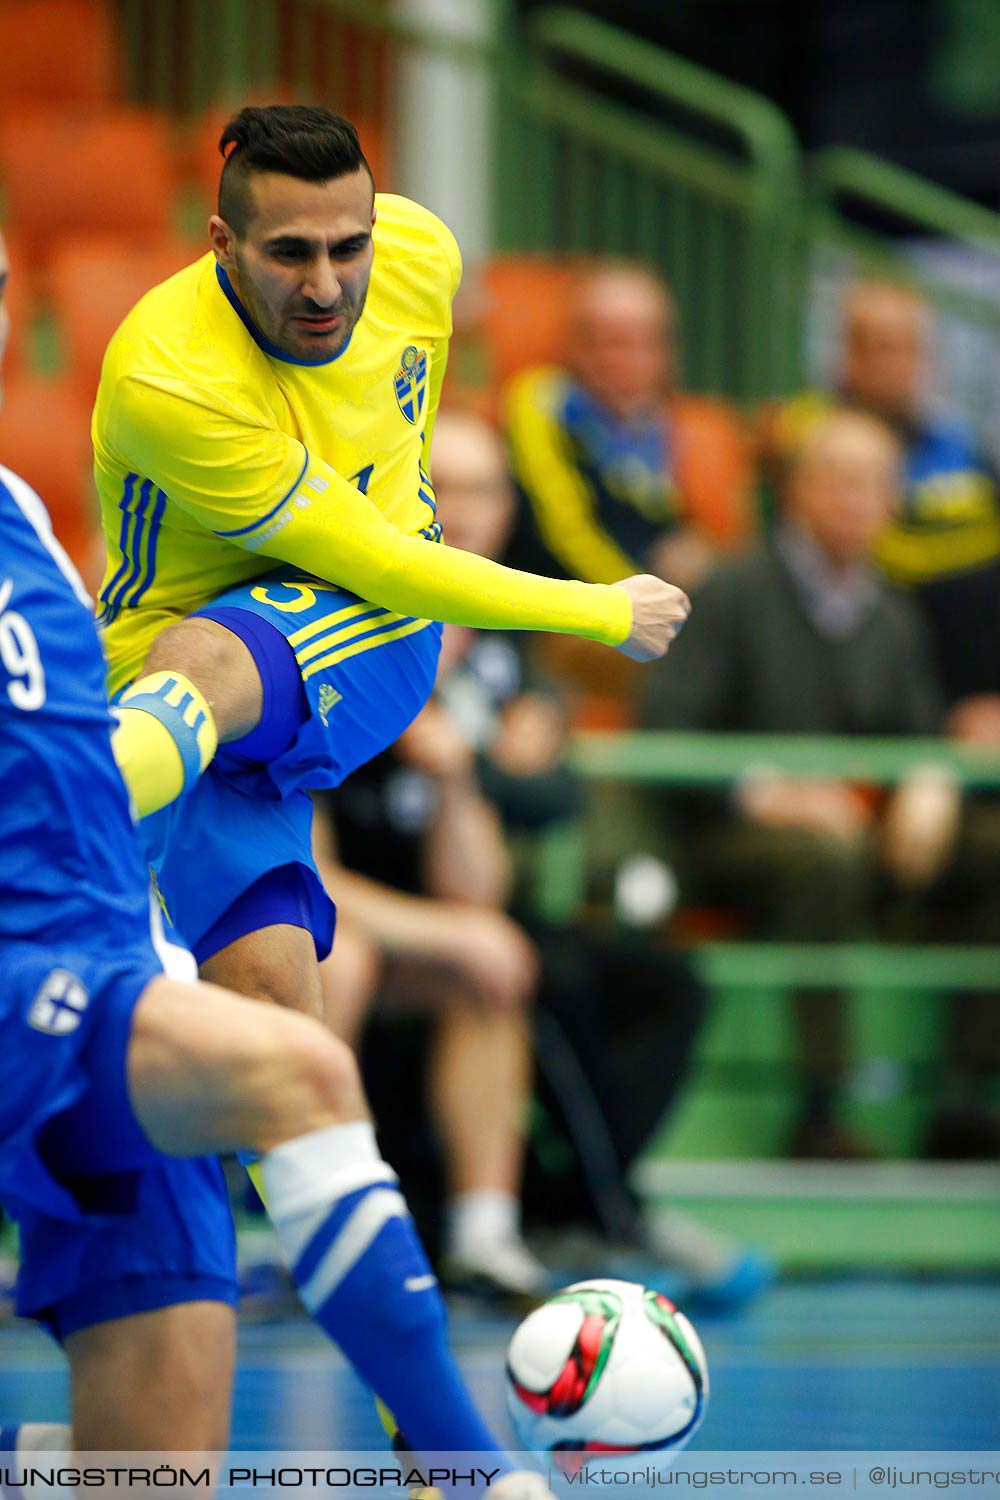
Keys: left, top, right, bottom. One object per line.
{"left": 65, "top": 1303, "right": 235, "bottom": 1452}
{"left": 123, "top": 974, "right": 506, "bottom": 1460}
{"left": 198, "top": 922, "right": 325, "bottom": 1021}
{"left": 126, "top": 974, "right": 366, "bottom": 1152}
{"left": 111, "top": 619, "right": 267, "bottom": 819}
{"left": 143, "top": 618, "right": 265, "bottom": 742}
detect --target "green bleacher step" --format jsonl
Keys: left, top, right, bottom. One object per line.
{"left": 633, "top": 1161, "right": 1000, "bottom": 1271}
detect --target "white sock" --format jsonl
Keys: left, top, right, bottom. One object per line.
{"left": 260, "top": 1124, "right": 504, "bottom": 1457}
{"left": 445, "top": 1188, "right": 520, "bottom": 1260}
{"left": 260, "top": 1120, "right": 398, "bottom": 1263}
{"left": 262, "top": 1120, "right": 385, "bottom": 1212}
{"left": 12, "top": 1424, "right": 72, "bottom": 1455}
{"left": 5, "top": 1427, "right": 74, "bottom": 1500}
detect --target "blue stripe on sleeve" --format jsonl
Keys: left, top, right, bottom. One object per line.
{"left": 127, "top": 487, "right": 167, "bottom": 609}
{"left": 215, "top": 448, "right": 310, "bottom": 539}
{"left": 96, "top": 472, "right": 138, "bottom": 623}
{"left": 107, "top": 479, "right": 152, "bottom": 620}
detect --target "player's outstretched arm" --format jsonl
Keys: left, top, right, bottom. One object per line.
{"left": 109, "top": 379, "right": 691, "bottom": 658}
{"left": 244, "top": 458, "right": 690, "bottom": 658}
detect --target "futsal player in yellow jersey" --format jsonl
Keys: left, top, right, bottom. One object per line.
{"left": 98, "top": 104, "right": 686, "bottom": 984}
{"left": 90, "top": 105, "right": 685, "bottom": 1461}
{"left": 96, "top": 186, "right": 461, "bottom": 694}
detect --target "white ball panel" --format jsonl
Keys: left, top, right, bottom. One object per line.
{"left": 507, "top": 1299, "right": 586, "bottom": 1391}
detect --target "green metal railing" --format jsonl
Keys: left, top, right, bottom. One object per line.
{"left": 512, "top": 9, "right": 1000, "bottom": 424}
{"left": 116, "top": 0, "right": 1000, "bottom": 423}
{"left": 533, "top": 731, "right": 1000, "bottom": 990}
{"left": 807, "top": 147, "right": 1000, "bottom": 447}
{"left": 501, "top": 5, "right": 806, "bottom": 400}
{"left": 571, "top": 729, "right": 1000, "bottom": 788}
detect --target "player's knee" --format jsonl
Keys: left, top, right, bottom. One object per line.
{"left": 143, "top": 617, "right": 260, "bottom": 742}
{"left": 145, "top": 617, "right": 224, "bottom": 685}
{"left": 227, "top": 951, "right": 325, "bottom": 1019}
{"left": 271, "top": 1010, "right": 365, "bottom": 1122}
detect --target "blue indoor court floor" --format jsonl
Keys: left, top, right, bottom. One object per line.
{"left": 0, "top": 1279, "right": 997, "bottom": 1451}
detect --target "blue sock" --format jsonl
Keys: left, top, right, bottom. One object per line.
{"left": 261, "top": 1122, "right": 505, "bottom": 1461}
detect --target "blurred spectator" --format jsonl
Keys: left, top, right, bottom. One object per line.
{"left": 763, "top": 285, "right": 1000, "bottom": 1154}
{"left": 767, "top": 279, "right": 1000, "bottom": 709}
{"left": 641, "top": 408, "right": 1000, "bottom": 1158}
{"left": 320, "top": 409, "right": 774, "bottom": 1311}
{"left": 503, "top": 262, "right": 754, "bottom": 592}
{"left": 500, "top": 262, "right": 755, "bottom": 714}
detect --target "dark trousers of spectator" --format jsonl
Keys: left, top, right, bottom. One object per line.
{"left": 689, "top": 822, "right": 872, "bottom": 1108}
{"left": 916, "top": 799, "right": 1000, "bottom": 1107}
{"left": 683, "top": 810, "right": 1000, "bottom": 1155}
{"left": 521, "top": 924, "right": 708, "bottom": 1240}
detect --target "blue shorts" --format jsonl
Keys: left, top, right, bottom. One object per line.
{"left": 15, "top": 1157, "right": 237, "bottom": 1342}
{"left": 140, "top": 570, "right": 443, "bottom": 960}
{"left": 0, "top": 939, "right": 237, "bottom": 1340}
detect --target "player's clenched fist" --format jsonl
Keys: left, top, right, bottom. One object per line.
{"left": 612, "top": 574, "right": 692, "bottom": 661}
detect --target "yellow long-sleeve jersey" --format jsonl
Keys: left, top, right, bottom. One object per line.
{"left": 94, "top": 194, "right": 631, "bottom": 694}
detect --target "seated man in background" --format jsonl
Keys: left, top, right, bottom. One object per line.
{"left": 501, "top": 262, "right": 754, "bottom": 708}
{"left": 768, "top": 279, "right": 1000, "bottom": 708}
{"left": 643, "top": 408, "right": 967, "bottom": 1159}
{"left": 765, "top": 282, "right": 1000, "bottom": 1149}
{"left": 319, "top": 409, "right": 772, "bottom": 1311}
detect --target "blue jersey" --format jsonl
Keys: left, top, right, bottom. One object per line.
{"left": 0, "top": 463, "right": 156, "bottom": 952}
{"left": 0, "top": 465, "right": 235, "bottom": 1329}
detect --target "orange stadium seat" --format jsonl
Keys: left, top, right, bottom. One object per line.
{"left": 670, "top": 394, "right": 755, "bottom": 548}
{"left": 0, "top": 110, "right": 177, "bottom": 268}
{"left": 0, "top": 0, "right": 118, "bottom": 112}
{"left": 49, "top": 236, "right": 204, "bottom": 398}
{"left": 0, "top": 374, "right": 97, "bottom": 570}
{"left": 342, "top": 116, "right": 390, "bottom": 193}
{"left": 477, "top": 256, "right": 581, "bottom": 387}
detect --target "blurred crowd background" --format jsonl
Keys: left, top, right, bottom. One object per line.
{"left": 2, "top": 0, "right": 999, "bottom": 1309}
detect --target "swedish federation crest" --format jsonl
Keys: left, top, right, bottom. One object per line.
{"left": 394, "top": 345, "right": 428, "bottom": 425}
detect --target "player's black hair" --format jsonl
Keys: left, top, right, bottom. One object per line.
{"left": 218, "top": 104, "right": 373, "bottom": 233}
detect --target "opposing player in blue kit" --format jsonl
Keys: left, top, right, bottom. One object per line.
{"left": 0, "top": 229, "right": 551, "bottom": 1492}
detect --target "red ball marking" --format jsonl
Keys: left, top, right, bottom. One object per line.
{"left": 576, "top": 1314, "right": 605, "bottom": 1375}
{"left": 547, "top": 1312, "right": 607, "bottom": 1414}
{"left": 511, "top": 1378, "right": 549, "bottom": 1415}
{"left": 549, "top": 1356, "right": 584, "bottom": 1412}
{"left": 583, "top": 1442, "right": 642, "bottom": 1454}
